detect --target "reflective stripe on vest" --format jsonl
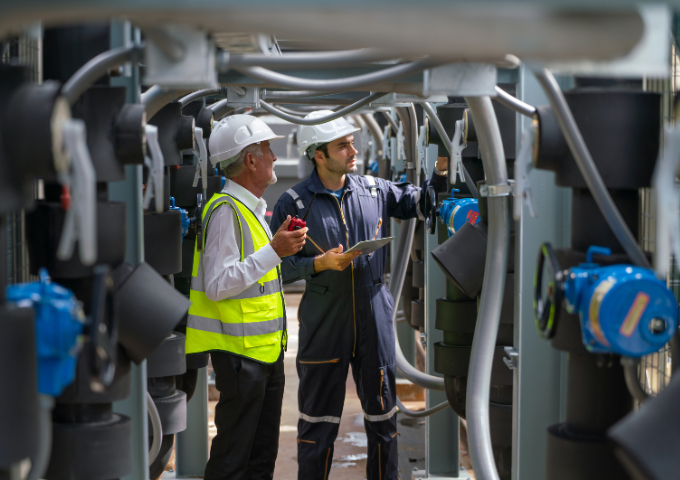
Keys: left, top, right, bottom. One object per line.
{"left": 186, "top": 192, "right": 285, "bottom": 363}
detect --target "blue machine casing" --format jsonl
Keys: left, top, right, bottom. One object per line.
{"left": 170, "top": 196, "right": 191, "bottom": 239}
{"left": 6, "top": 269, "right": 85, "bottom": 397}
{"left": 564, "top": 247, "right": 678, "bottom": 357}
{"left": 438, "top": 189, "right": 480, "bottom": 238}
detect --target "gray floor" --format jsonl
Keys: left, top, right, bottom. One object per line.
{"left": 397, "top": 413, "right": 426, "bottom": 480}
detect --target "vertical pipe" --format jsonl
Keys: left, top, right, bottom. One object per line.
{"left": 0, "top": 216, "right": 6, "bottom": 303}
{"left": 464, "top": 96, "right": 510, "bottom": 480}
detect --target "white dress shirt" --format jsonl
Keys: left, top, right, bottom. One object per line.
{"left": 203, "top": 179, "right": 282, "bottom": 302}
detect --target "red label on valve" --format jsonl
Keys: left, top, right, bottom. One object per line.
{"left": 60, "top": 185, "right": 72, "bottom": 211}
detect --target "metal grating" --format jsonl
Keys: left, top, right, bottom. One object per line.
{"left": 2, "top": 31, "right": 41, "bottom": 286}
{"left": 638, "top": 42, "right": 680, "bottom": 395}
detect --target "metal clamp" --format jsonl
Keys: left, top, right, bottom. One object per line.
{"left": 503, "top": 346, "right": 519, "bottom": 370}
{"left": 479, "top": 180, "right": 515, "bottom": 198}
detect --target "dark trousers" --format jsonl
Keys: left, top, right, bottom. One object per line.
{"left": 204, "top": 350, "right": 285, "bottom": 480}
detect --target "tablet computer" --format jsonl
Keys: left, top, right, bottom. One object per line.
{"left": 345, "top": 237, "right": 395, "bottom": 255}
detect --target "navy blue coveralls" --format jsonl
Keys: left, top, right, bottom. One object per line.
{"left": 271, "top": 169, "right": 445, "bottom": 480}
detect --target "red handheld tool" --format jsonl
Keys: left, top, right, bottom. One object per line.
{"left": 288, "top": 193, "right": 317, "bottom": 231}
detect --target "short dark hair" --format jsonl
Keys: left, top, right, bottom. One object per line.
{"left": 309, "top": 143, "right": 329, "bottom": 167}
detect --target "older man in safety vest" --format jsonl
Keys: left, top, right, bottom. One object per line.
{"left": 185, "top": 115, "right": 307, "bottom": 480}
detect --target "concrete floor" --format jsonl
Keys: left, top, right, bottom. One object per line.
{"left": 163, "top": 292, "right": 473, "bottom": 480}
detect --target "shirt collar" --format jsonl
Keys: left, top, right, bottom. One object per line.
{"left": 222, "top": 178, "right": 267, "bottom": 212}
{"left": 306, "top": 168, "right": 357, "bottom": 194}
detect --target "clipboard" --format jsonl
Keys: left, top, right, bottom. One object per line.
{"left": 345, "top": 237, "right": 394, "bottom": 255}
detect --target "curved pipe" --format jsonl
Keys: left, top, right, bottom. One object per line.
{"left": 235, "top": 58, "right": 439, "bottom": 93}
{"left": 141, "top": 85, "right": 193, "bottom": 120}
{"left": 361, "top": 113, "right": 384, "bottom": 149}
{"left": 62, "top": 45, "right": 145, "bottom": 105}
{"left": 622, "top": 357, "right": 649, "bottom": 403}
{"left": 225, "top": 48, "right": 395, "bottom": 69}
{"left": 533, "top": 68, "right": 649, "bottom": 269}
{"left": 26, "top": 395, "right": 54, "bottom": 480}
{"left": 493, "top": 86, "right": 536, "bottom": 117}
{"left": 262, "top": 90, "right": 353, "bottom": 100}
{"left": 390, "top": 218, "right": 445, "bottom": 391}
{"left": 147, "top": 391, "right": 163, "bottom": 465}
{"left": 422, "top": 102, "right": 480, "bottom": 199}
{"left": 396, "top": 396, "right": 450, "bottom": 418}
{"left": 179, "top": 87, "right": 228, "bottom": 106}
{"left": 381, "top": 111, "right": 400, "bottom": 136}
{"left": 272, "top": 105, "right": 313, "bottom": 117}
{"left": 259, "top": 92, "right": 386, "bottom": 126}
{"left": 464, "top": 96, "right": 510, "bottom": 480}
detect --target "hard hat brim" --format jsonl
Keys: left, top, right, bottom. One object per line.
{"left": 210, "top": 132, "right": 284, "bottom": 166}
{"left": 297, "top": 126, "right": 360, "bottom": 157}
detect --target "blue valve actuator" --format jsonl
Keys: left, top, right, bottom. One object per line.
{"left": 6, "top": 269, "right": 85, "bottom": 397}
{"left": 170, "top": 196, "right": 191, "bottom": 239}
{"left": 221, "top": 176, "right": 226, "bottom": 189}
{"left": 438, "top": 189, "right": 480, "bottom": 238}
{"left": 368, "top": 160, "right": 379, "bottom": 174}
{"left": 564, "top": 246, "right": 678, "bottom": 357}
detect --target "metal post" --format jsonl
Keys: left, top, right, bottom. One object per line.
{"left": 175, "top": 368, "right": 210, "bottom": 477}
{"left": 423, "top": 143, "right": 471, "bottom": 480}
{"left": 109, "top": 20, "right": 149, "bottom": 480}
{"left": 511, "top": 66, "right": 570, "bottom": 480}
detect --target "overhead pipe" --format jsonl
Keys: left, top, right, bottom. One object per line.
{"left": 422, "top": 102, "right": 480, "bottom": 199}
{"left": 493, "top": 86, "right": 536, "bottom": 117}
{"left": 141, "top": 85, "right": 193, "bottom": 120}
{"left": 178, "top": 87, "right": 228, "bottom": 106}
{"left": 464, "top": 96, "right": 510, "bottom": 480}
{"left": 262, "top": 90, "right": 356, "bottom": 100}
{"left": 235, "top": 57, "right": 440, "bottom": 92}
{"left": 259, "top": 92, "right": 386, "bottom": 125}
{"left": 533, "top": 68, "right": 650, "bottom": 269}
{"left": 389, "top": 217, "right": 445, "bottom": 391}
{"left": 223, "top": 48, "right": 396, "bottom": 69}
{"left": 61, "top": 44, "right": 145, "bottom": 105}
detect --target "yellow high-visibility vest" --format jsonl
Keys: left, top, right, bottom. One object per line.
{"left": 186, "top": 192, "right": 286, "bottom": 363}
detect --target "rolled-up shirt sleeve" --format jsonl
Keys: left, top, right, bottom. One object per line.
{"left": 202, "top": 205, "right": 282, "bottom": 302}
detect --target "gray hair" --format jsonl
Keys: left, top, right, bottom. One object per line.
{"left": 222, "top": 143, "right": 263, "bottom": 179}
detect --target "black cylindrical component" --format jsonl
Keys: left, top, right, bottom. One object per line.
{"left": 114, "top": 103, "right": 146, "bottom": 165}
{"left": 169, "top": 164, "right": 223, "bottom": 208}
{"left": 196, "top": 107, "right": 214, "bottom": 138}
{"left": 571, "top": 188, "right": 639, "bottom": 254}
{"left": 0, "top": 305, "right": 39, "bottom": 468}
{"left": 71, "top": 86, "right": 127, "bottom": 182}
{"left": 532, "top": 105, "right": 568, "bottom": 172}
{"left": 2, "top": 81, "right": 69, "bottom": 181}
{"left": 148, "top": 102, "right": 195, "bottom": 166}
{"left": 26, "top": 201, "right": 126, "bottom": 278}
{"left": 410, "top": 299, "right": 425, "bottom": 328}
{"left": 144, "top": 209, "right": 182, "bottom": 276}
{"left": 147, "top": 332, "right": 187, "bottom": 378}
{"left": 565, "top": 353, "right": 633, "bottom": 436}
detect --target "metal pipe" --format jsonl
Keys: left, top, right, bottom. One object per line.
{"left": 381, "top": 111, "right": 399, "bottom": 135}
{"left": 235, "top": 58, "right": 439, "bottom": 93}
{"left": 26, "top": 395, "right": 54, "bottom": 480}
{"left": 224, "top": 48, "right": 396, "bottom": 69}
{"left": 179, "top": 87, "right": 228, "bottom": 106}
{"left": 533, "top": 68, "right": 649, "bottom": 269}
{"left": 621, "top": 357, "right": 649, "bottom": 403}
{"left": 62, "top": 45, "right": 144, "bottom": 105}
{"left": 147, "top": 391, "right": 163, "bottom": 465}
{"left": 259, "top": 92, "right": 386, "bottom": 126}
{"left": 422, "top": 102, "right": 480, "bottom": 199}
{"left": 493, "top": 86, "right": 536, "bottom": 117}
{"left": 464, "top": 95, "right": 510, "bottom": 480}
{"left": 141, "top": 85, "right": 193, "bottom": 120}
{"left": 395, "top": 106, "right": 415, "bottom": 183}
{"left": 262, "top": 90, "right": 356, "bottom": 100}
{"left": 396, "top": 396, "right": 450, "bottom": 418}
{"left": 361, "top": 113, "right": 384, "bottom": 148}
{"left": 389, "top": 218, "right": 445, "bottom": 391}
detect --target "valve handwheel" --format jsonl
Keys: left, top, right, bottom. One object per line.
{"left": 534, "top": 242, "right": 564, "bottom": 339}
{"left": 424, "top": 185, "right": 437, "bottom": 235}
{"left": 88, "top": 265, "right": 118, "bottom": 391}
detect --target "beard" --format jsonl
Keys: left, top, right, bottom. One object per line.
{"left": 325, "top": 154, "right": 357, "bottom": 174}
{"left": 267, "top": 170, "right": 278, "bottom": 185}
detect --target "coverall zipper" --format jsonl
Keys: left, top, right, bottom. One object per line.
{"left": 379, "top": 369, "right": 385, "bottom": 410}
{"left": 297, "top": 438, "right": 316, "bottom": 444}
{"left": 331, "top": 192, "right": 357, "bottom": 357}
{"left": 299, "top": 358, "right": 340, "bottom": 364}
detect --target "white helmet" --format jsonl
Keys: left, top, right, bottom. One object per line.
{"left": 297, "top": 111, "right": 360, "bottom": 160}
{"left": 209, "top": 115, "right": 283, "bottom": 166}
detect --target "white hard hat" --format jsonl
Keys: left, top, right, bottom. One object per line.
{"left": 209, "top": 115, "right": 283, "bottom": 166}
{"left": 297, "top": 111, "right": 360, "bottom": 159}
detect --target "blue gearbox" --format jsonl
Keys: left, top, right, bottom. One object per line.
{"left": 563, "top": 247, "right": 678, "bottom": 357}
{"left": 438, "top": 189, "right": 480, "bottom": 238}
{"left": 170, "top": 196, "right": 191, "bottom": 239}
{"left": 6, "top": 268, "right": 85, "bottom": 396}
